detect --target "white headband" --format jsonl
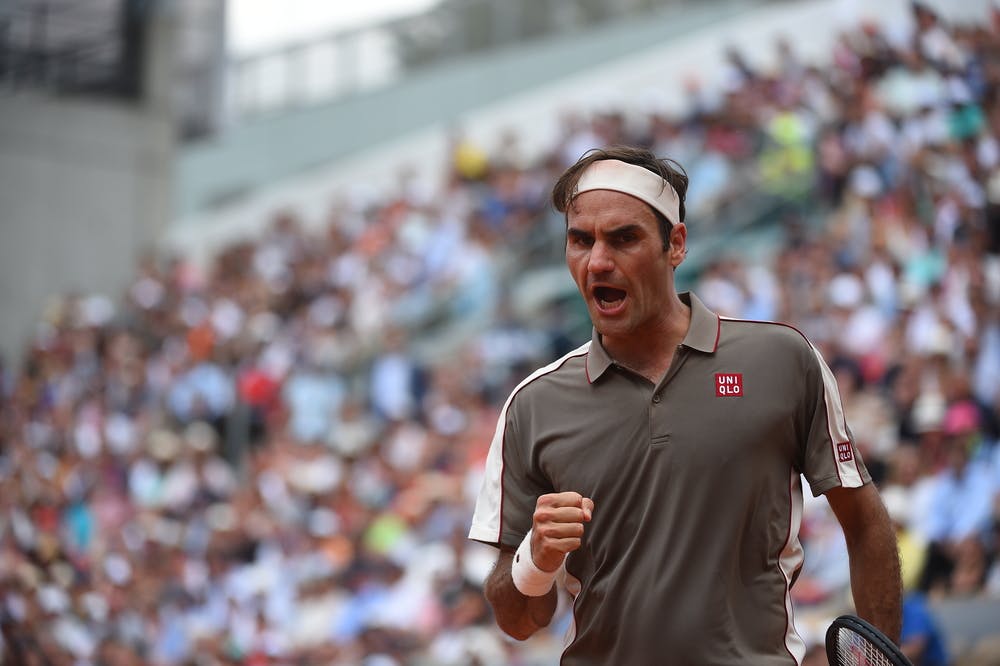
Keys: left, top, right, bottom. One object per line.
{"left": 573, "top": 159, "right": 681, "bottom": 226}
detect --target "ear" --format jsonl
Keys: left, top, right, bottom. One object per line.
{"left": 668, "top": 223, "right": 687, "bottom": 268}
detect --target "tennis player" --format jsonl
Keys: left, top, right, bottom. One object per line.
{"left": 469, "top": 145, "right": 902, "bottom": 664}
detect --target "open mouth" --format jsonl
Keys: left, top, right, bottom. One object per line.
{"left": 593, "top": 286, "right": 627, "bottom": 311}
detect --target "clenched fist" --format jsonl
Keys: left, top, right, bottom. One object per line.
{"left": 530, "top": 492, "right": 594, "bottom": 572}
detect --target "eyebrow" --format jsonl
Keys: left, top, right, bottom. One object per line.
{"left": 607, "top": 224, "right": 643, "bottom": 237}
{"left": 567, "top": 223, "right": 644, "bottom": 238}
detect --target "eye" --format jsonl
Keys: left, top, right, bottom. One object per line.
{"left": 612, "top": 231, "right": 638, "bottom": 246}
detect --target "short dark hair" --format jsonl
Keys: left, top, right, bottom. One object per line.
{"left": 552, "top": 145, "right": 689, "bottom": 250}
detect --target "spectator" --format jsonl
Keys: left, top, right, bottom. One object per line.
{"left": 1, "top": 4, "right": 999, "bottom": 663}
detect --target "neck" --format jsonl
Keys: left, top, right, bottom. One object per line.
{"left": 602, "top": 293, "right": 691, "bottom": 383}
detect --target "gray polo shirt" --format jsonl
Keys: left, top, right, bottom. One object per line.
{"left": 470, "top": 292, "right": 870, "bottom": 665}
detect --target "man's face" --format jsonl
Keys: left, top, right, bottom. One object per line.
{"left": 565, "top": 189, "right": 686, "bottom": 344}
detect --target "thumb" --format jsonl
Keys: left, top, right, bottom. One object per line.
{"left": 582, "top": 497, "right": 595, "bottom": 521}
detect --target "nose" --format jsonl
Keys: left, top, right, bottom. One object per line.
{"left": 587, "top": 241, "right": 614, "bottom": 274}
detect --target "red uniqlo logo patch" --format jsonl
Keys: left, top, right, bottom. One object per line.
{"left": 715, "top": 373, "right": 743, "bottom": 397}
{"left": 837, "top": 442, "right": 854, "bottom": 462}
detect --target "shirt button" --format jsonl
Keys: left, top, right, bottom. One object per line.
{"left": 652, "top": 394, "right": 661, "bottom": 403}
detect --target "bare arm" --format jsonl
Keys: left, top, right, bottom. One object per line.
{"left": 484, "top": 491, "right": 593, "bottom": 641}
{"left": 484, "top": 546, "right": 559, "bottom": 641}
{"left": 826, "top": 483, "right": 902, "bottom": 643}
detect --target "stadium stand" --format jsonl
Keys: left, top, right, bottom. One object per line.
{"left": 1, "top": 1, "right": 999, "bottom": 664}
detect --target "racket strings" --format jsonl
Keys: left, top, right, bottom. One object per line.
{"left": 834, "top": 627, "right": 894, "bottom": 666}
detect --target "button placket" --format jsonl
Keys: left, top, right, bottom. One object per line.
{"left": 650, "top": 348, "right": 687, "bottom": 448}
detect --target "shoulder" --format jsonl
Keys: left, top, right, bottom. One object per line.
{"left": 717, "top": 318, "right": 825, "bottom": 388}
{"left": 719, "top": 317, "right": 816, "bottom": 354}
{"left": 504, "top": 342, "right": 591, "bottom": 408}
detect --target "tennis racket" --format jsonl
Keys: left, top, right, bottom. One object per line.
{"left": 826, "top": 615, "right": 912, "bottom": 666}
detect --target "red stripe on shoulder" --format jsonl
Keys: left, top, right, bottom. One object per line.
{"left": 719, "top": 317, "right": 813, "bottom": 345}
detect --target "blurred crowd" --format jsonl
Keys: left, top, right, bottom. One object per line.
{"left": 3, "top": 2, "right": 1000, "bottom": 665}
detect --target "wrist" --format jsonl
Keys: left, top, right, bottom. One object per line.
{"left": 511, "top": 529, "right": 558, "bottom": 597}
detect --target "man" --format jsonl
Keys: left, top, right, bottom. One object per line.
{"left": 468, "top": 146, "right": 901, "bottom": 664}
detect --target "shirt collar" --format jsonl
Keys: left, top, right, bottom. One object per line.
{"left": 682, "top": 291, "right": 722, "bottom": 354}
{"left": 586, "top": 291, "right": 720, "bottom": 383}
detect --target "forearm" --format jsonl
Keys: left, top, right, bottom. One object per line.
{"left": 827, "top": 484, "right": 902, "bottom": 643}
{"left": 844, "top": 511, "right": 902, "bottom": 642}
{"left": 484, "top": 549, "right": 558, "bottom": 640}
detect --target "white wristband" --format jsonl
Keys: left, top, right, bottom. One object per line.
{"left": 511, "top": 529, "right": 557, "bottom": 597}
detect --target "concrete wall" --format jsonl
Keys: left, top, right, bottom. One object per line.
{"left": 0, "top": 6, "right": 177, "bottom": 366}
{"left": 0, "top": 94, "right": 174, "bottom": 365}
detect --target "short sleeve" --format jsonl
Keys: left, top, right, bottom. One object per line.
{"left": 799, "top": 343, "right": 872, "bottom": 496}
{"left": 468, "top": 391, "right": 550, "bottom": 548}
